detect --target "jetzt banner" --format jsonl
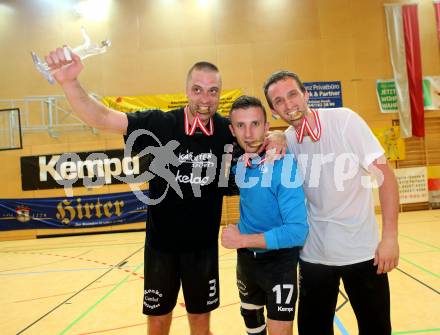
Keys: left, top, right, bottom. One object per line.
{"left": 376, "top": 77, "right": 440, "bottom": 113}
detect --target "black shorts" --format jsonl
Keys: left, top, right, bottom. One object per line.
{"left": 236, "top": 247, "right": 300, "bottom": 321}
{"left": 143, "top": 242, "right": 220, "bottom": 315}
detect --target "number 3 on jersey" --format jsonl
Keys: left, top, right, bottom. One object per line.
{"left": 209, "top": 279, "right": 217, "bottom": 297}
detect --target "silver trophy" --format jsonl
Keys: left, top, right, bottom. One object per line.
{"left": 31, "top": 27, "right": 111, "bottom": 84}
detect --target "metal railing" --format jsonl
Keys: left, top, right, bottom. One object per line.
{"left": 0, "top": 95, "right": 98, "bottom": 138}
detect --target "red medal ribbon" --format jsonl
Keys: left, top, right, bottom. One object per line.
{"left": 241, "top": 153, "right": 267, "bottom": 168}
{"left": 184, "top": 106, "right": 214, "bottom": 136}
{"left": 294, "top": 109, "right": 321, "bottom": 143}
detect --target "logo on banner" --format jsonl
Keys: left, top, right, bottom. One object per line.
{"left": 56, "top": 198, "right": 125, "bottom": 225}
{"left": 304, "top": 81, "right": 343, "bottom": 108}
{"left": 20, "top": 149, "right": 146, "bottom": 192}
{"left": 0, "top": 191, "right": 148, "bottom": 230}
{"left": 15, "top": 205, "right": 31, "bottom": 223}
{"left": 39, "top": 155, "right": 139, "bottom": 184}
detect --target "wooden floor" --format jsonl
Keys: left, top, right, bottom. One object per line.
{"left": 0, "top": 210, "right": 439, "bottom": 335}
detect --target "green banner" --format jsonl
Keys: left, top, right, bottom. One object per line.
{"left": 376, "top": 80, "right": 398, "bottom": 113}
{"left": 376, "top": 76, "right": 440, "bottom": 113}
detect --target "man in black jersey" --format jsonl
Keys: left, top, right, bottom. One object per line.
{"left": 45, "top": 46, "right": 285, "bottom": 335}
{"left": 124, "top": 62, "right": 235, "bottom": 334}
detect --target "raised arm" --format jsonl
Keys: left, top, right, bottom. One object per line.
{"left": 45, "top": 47, "right": 128, "bottom": 134}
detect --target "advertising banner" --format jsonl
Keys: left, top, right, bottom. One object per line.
{"left": 303, "top": 81, "right": 343, "bottom": 109}
{"left": 21, "top": 149, "right": 149, "bottom": 191}
{"left": 101, "top": 89, "right": 243, "bottom": 117}
{"left": 0, "top": 191, "right": 148, "bottom": 231}
{"left": 428, "top": 165, "right": 440, "bottom": 208}
{"left": 394, "top": 167, "right": 428, "bottom": 204}
{"left": 372, "top": 126, "right": 405, "bottom": 161}
{"left": 376, "top": 77, "right": 440, "bottom": 113}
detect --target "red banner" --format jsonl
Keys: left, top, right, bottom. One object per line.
{"left": 435, "top": 1, "right": 440, "bottom": 42}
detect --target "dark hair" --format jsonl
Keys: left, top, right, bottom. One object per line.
{"left": 263, "top": 70, "right": 306, "bottom": 109}
{"left": 230, "top": 95, "right": 267, "bottom": 123}
{"left": 186, "top": 61, "right": 220, "bottom": 82}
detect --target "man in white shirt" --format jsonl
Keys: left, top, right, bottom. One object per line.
{"left": 263, "top": 70, "right": 399, "bottom": 335}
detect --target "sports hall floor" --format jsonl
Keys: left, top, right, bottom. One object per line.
{"left": 0, "top": 210, "right": 439, "bottom": 335}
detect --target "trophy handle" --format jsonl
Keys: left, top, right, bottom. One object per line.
{"left": 73, "top": 26, "right": 91, "bottom": 53}
{"left": 30, "top": 51, "right": 55, "bottom": 84}
{"left": 30, "top": 27, "right": 110, "bottom": 85}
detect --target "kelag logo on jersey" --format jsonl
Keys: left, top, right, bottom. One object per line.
{"left": 20, "top": 149, "right": 148, "bottom": 191}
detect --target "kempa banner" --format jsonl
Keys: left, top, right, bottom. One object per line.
{"left": 20, "top": 149, "right": 148, "bottom": 191}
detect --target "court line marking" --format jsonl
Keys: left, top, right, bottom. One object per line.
{"left": 1, "top": 247, "right": 144, "bottom": 277}
{"left": 16, "top": 266, "right": 121, "bottom": 335}
{"left": 396, "top": 268, "right": 440, "bottom": 295}
{"left": 16, "top": 246, "right": 144, "bottom": 335}
{"left": 400, "top": 257, "right": 440, "bottom": 279}
{"left": 12, "top": 278, "right": 141, "bottom": 303}
{"left": 75, "top": 301, "right": 241, "bottom": 334}
{"left": 402, "top": 250, "right": 439, "bottom": 255}
{"left": 60, "top": 262, "right": 144, "bottom": 335}
{"left": 0, "top": 250, "right": 92, "bottom": 273}
{"left": 336, "top": 290, "right": 349, "bottom": 312}
{"left": 69, "top": 277, "right": 352, "bottom": 335}
{"left": 219, "top": 250, "right": 236, "bottom": 258}
{"left": 334, "top": 315, "right": 350, "bottom": 335}
{"left": 0, "top": 241, "right": 143, "bottom": 253}
{"left": 399, "top": 234, "right": 439, "bottom": 251}
{"left": 392, "top": 328, "right": 440, "bottom": 334}
{"left": 0, "top": 266, "right": 137, "bottom": 276}
{"left": 61, "top": 249, "right": 237, "bottom": 333}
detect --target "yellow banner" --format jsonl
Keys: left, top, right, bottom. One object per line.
{"left": 428, "top": 165, "right": 440, "bottom": 179}
{"left": 372, "top": 126, "right": 405, "bottom": 161}
{"left": 101, "top": 89, "right": 242, "bottom": 117}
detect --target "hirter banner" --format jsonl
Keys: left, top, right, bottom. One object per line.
{"left": 0, "top": 191, "right": 148, "bottom": 231}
